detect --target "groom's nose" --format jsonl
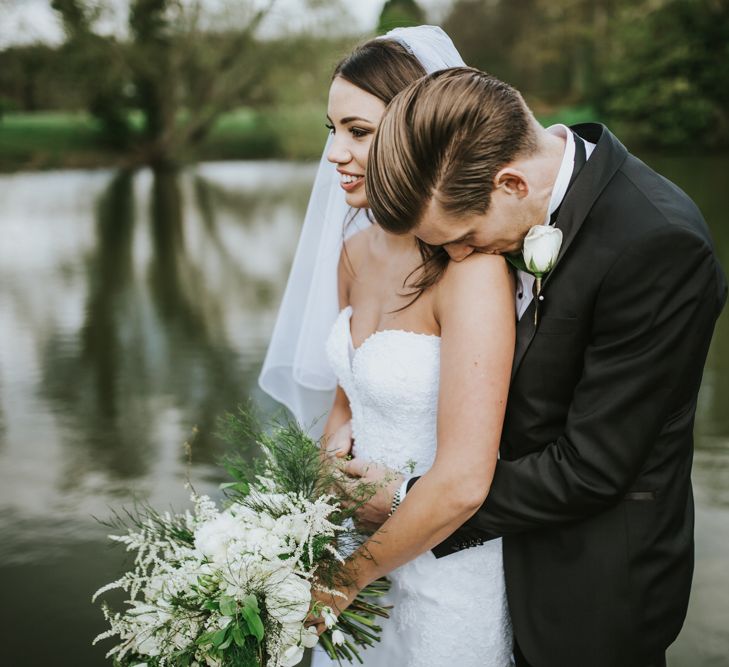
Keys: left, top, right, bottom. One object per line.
{"left": 445, "top": 243, "right": 475, "bottom": 262}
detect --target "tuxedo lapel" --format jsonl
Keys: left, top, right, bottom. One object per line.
{"left": 541, "top": 124, "right": 628, "bottom": 292}
{"left": 510, "top": 124, "right": 628, "bottom": 381}
{"left": 511, "top": 300, "right": 537, "bottom": 380}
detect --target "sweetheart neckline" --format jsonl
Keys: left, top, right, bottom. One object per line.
{"left": 342, "top": 306, "right": 441, "bottom": 355}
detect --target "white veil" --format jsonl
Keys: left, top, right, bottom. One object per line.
{"left": 258, "top": 26, "right": 466, "bottom": 436}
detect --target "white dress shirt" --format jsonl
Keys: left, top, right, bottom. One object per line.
{"left": 516, "top": 125, "right": 596, "bottom": 320}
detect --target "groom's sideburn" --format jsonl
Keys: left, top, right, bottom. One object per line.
{"left": 408, "top": 124, "right": 727, "bottom": 667}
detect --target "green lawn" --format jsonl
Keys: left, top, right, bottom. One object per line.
{"left": 0, "top": 111, "right": 111, "bottom": 170}
{"left": 0, "top": 105, "right": 597, "bottom": 172}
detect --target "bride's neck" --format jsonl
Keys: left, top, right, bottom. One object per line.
{"left": 372, "top": 224, "right": 418, "bottom": 254}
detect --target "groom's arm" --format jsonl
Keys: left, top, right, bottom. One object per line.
{"left": 416, "top": 225, "right": 726, "bottom": 553}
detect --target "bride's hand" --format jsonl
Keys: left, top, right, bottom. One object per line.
{"left": 321, "top": 420, "right": 353, "bottom": 460}
{"left": 342, "top": 458, "right": 403, "bottom": 527}
{"left": 306, "top": 583, "right": 359, "bottom": 635}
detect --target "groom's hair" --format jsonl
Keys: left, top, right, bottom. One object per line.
{"left": 367, "top": 67, "right": 538, "bottom": 234}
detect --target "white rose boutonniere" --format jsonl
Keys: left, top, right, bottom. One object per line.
{"left": 515, "top": 226, "right": 563, "bottom": 325}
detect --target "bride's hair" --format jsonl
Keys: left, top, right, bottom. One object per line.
{"left": 333, "top": 38, "right": 425, "bottom": 104}
{"left": 334, "top": 38, "right": 451, "bottom": 307}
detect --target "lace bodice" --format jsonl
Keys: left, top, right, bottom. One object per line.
{"left": 325, "top": 306, "right": 441, "bottom": 475}
{"left": 318, "top": 306, "right": 513, "bottom": 667}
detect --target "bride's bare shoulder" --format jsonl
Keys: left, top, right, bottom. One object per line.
{"left": 436, "top": 252, "right": 514, "bottom": 309}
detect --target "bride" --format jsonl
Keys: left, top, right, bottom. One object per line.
{"left": 259, "top": 26, "right": 514, "bottom": 666}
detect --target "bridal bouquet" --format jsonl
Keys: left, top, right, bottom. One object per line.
{"left": 92, "top": 408, "right": 391, "bottom": 667}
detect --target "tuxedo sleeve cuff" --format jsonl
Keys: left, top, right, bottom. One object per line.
{"left": 405, "top": 476, "right": 420, "bottom": 494}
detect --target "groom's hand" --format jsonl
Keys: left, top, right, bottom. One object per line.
{"left": 342, "top": 457, "right": 403, "bottom": 527}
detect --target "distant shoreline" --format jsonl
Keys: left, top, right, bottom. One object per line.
{"left": 0, "top": 105, "right": 708, "bottom": 174}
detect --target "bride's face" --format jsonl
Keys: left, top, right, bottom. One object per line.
{"left": 326, "top": 76, "right": 386, "bottom": 209}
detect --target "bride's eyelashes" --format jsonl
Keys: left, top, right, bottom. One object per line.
{"left": 323, "top": 123, "right": 372, "bottom": 139}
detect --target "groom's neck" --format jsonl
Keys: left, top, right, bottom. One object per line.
{"left": 516, "top": 124, "right": 566, "bottom": 222}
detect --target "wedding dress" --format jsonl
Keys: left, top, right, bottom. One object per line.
{"left": 313, "top": 306, "right": 513, "bottom": 667}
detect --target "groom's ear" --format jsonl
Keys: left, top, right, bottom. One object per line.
{"left": 494, "top": 168, "right": 529, "bottom": 199}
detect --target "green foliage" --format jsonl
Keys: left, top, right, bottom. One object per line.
{"left": 601, "top": 0, "right": 729, "bottom": 148}
{"left": 6, "top": 110, "right": 119, "bottom": 167}
{"left": 216, "top": 402, "right": 329, "bottom": 503}
{"left": 443, "top": 0, "right": 729, "bottom": 148}
{"left": 195, "top": 595, "right": 263, "bottom": 658}
{"left": 377, "top": 0, "right": 426, "bottom": 34}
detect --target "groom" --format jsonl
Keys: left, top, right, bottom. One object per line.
{"left": 342, "top": 68, "right": 727, "bottom": 667}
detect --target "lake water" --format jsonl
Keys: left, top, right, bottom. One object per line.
{"left": 0, "top": 156, "right": 727, "bottom": 666}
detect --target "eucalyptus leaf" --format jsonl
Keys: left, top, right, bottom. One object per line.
{"left": 242, "top": 605, "right": 264, "bottom": 642}
{"left": 243, "top": 594, "right": 260, "bottom": 613}
{"left": 212, "top": 627, "right": 228, "bottom": 647}
{"left": 195, "top": 630, "right": 216, "bottom": 646}
{"left": 232, "top": 623, "right": 248, "bottom": 647}
{"left": 219, "top": 596, "right": 236, "bottom": 617}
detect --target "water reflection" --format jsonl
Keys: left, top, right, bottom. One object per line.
{"left": 0, "top": 156, "right": 726, "bottom": 667}
{"left": 0, "top": 162, "right": 315, "bottom": 525}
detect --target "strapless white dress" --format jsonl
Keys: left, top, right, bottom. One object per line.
{"left": 312, "top": 306, "right": 513, "bottom": 667}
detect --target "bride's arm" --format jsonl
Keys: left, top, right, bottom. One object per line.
{"left": 339, "top": 252, "right": 514, "bottom": 594}
{"left": 321, "top": 246, "right": 357, "bottom": 456}
{"left": 321, "top": 387, "right": 352, "bottom": 457}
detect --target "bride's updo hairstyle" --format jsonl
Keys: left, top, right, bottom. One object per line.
{"left": 367, "top": 67, "right": 538, "bottom": 235}
{"left": 334, "top": 38, "right": 451, "bottom": 302}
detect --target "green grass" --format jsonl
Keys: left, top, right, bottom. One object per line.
{"left": 200, "top": 106, "right": 329, "bottom": 162}
{"left": 0, "top": 111, "right": 112, "bottom": 170}
{"left": 0, "top": 104, "right": 597, "bottom": 172}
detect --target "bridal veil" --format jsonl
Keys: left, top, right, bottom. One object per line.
{"left": 258, "top": 26, "right": 466, "bottom": 435}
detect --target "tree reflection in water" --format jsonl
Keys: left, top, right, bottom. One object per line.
{"left": 35, "top": 162, "right": 314, "bottom": 491}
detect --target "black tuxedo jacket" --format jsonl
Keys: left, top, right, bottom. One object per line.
{"left": 408, "top": 124, "right": 727, "bottom": 666}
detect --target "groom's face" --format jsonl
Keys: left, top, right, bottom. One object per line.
{"left": 415, "top": 171, "right": 540, "bottom": 260}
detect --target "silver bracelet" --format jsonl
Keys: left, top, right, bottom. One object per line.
{"left": 388, "top": 486, "right": 403, "bottom": 517}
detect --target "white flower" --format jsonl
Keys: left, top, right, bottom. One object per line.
{"left": 280, "top": 644, "right": 305, "bottom": 667}
{"left": 523, "top": 225, "right": 563, "bottom": 276}
{"left": 321, "top": 606, "right": 338, "bottom": 629}
{"left": 259, "top": 533, "right": 287, "bottom": 560}
{"left": 266, "top": 573, "right": 311, "bottom": 624}
{"left": 301, "top": 626, "right": 320, "bottom": 649}
{"left": 194, "top": 513, "right": 241, "bottom": 565}
{"left": 331, "top": 629, "right": 345, "bottom": 646}
{"left": 136, "top": 633, "right": 161, "bottom": 657}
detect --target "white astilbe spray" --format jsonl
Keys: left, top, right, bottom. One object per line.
{"left": 93, "top": 408, "right": 392, "bottom": 667}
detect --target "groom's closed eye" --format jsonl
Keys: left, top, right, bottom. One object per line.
{"left": 445, "top": 233, "right": 472, "bottom": 247}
